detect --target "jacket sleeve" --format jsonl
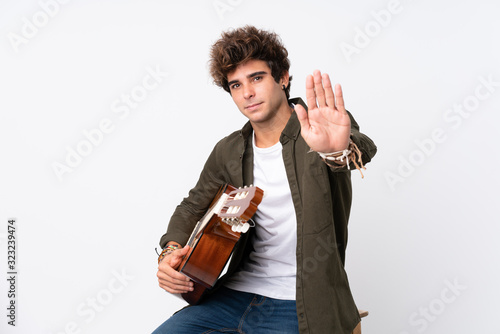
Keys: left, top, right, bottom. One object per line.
{"left": 158, "top": 141, "right": 227, "bottom": 248}
{"left": 348, "top": 111, "right": 377, "bottom": 166}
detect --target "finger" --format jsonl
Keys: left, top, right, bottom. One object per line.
{"left": 295, "top": 103, "right": 314, "bottom": 148}
{"left": 313, "top": 70, "right": 327, "bottom": 107}
{"left": 159, "top": 278, "right": 193, "bottom": 294}
{"left": 158, "top": 274, "right": 193, "bottom": 290}
{"left": 176, "top": 245, "right": 191, "bottom": 257}
{"left": 295, "top": 103, "right": 310, "bottom": 131}
{"left": 165, "top": 245, "right": 190, "bottom": 268}
{"left": 305, "top": 74, "right": 317, "bottom": 110}
{"left": 160, "top": 284, "right": 188, "bottom": 294}
{"left": 322, "top": 73, "right": 335, "bottom": 108}
{"left": 157, "top": 266, "right": 193, "bottom": 293}
{"left": 334, "top": 84, "right": 347, "bottom": 114}
{"left": 158, "top": 273, "right": 192, "bottom": 290}
{"left": 162, "top": 263, "right": 191, "bottom": 282}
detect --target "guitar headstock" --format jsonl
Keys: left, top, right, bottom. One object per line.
{"left": 217, "top": 185, "right": 263, "bottom": 233}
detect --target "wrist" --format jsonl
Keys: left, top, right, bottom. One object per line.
{"left": 314, "top": 139, "right": 367, "bottom": 177}
{"left": 317, "top": 143, "right": 352, "bottom": 165}
{"left": 158, "top": 244, "right": 180, "bottom": 264}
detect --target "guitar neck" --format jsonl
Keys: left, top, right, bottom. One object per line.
{"left": 186, "top": 192, "right": 229, "bottom": 247}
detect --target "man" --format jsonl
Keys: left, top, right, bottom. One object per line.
{"left": 153, "top": 25, "right": 377, "bottom": 334}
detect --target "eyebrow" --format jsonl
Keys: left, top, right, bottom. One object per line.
{"left": 228, "top": 71, "right": 268, "bottom": 87}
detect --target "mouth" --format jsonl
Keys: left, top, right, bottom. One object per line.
{"left": 245, "top": 102, "right": 263, "bottom": 111}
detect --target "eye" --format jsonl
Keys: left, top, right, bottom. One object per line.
{"left": 253, "top": 76, "right": 262, "bottom": 82}
{"left": 230, "top": 83, "right": 240, "bottom": 90}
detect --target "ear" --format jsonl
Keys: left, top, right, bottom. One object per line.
{"left": 280, "top": 71, "right": 290, "bottom": 88}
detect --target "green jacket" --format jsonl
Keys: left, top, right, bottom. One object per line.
{"left": 160, "top": 98, "right": 377, "bottom": 333}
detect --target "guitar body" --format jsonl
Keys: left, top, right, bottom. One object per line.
{"left": 178, "top": 184, "right": 263, "bottom": 305}
{"left": 179, "top": 214, "right": 241, "bottom": 304}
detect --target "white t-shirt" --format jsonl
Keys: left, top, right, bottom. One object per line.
{"left": 224, "top": 133, "right": 297, "bottom": 300}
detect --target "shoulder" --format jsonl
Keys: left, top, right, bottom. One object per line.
{"left": 214, "top": 121, "right": 251, "bottom": 150}
{"left": 205, "top": 122, "right": 251, "bottom": 165}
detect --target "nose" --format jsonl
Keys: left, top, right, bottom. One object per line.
{"left": 243, "top": 85, "right": 255, "bottom": 99}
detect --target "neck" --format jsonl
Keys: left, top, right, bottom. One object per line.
{"left": 252, "top": 103, "right": 293, "bottom": 148}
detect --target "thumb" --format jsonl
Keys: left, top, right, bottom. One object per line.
{"left": 167, "top": 245, "right": 190, "bottom": 268}
{"left": 294, "top": 104, "right": 310, "bottom": 131}
{"left": 179, "top": 245, "right": 190, "bottom": 256}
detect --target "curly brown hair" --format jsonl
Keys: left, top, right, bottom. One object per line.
{"left": 209, "top": 25, "right": 292, "bottom": 99}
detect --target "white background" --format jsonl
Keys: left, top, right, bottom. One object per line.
{"left": 1, "top": 0, "right": 499, "bottom": 333}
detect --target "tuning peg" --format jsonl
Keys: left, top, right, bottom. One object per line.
{"left": 241, "top": 222, "right": 250, "bottom": 233}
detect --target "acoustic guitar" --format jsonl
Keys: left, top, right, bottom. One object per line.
{"left": 178, "top": 184, "right": 264, "bottom": 305}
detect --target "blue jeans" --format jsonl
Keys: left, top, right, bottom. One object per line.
{"left": 152, "top": 287, "right": 299, "bottom": 334}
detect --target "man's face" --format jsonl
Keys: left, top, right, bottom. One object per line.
{"left": 227, "top": 59, "right": 288, "bottom": 126}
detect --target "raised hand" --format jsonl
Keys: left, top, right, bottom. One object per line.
{"left": 157, "top": 245, "right": 193, "bottom": 294}
{"left": 295, "top": 70, "right": 351, "bottom": 153}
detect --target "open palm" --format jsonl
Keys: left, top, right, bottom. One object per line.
{"left": 295, "top": 70, "right": 351, "bottom": 153}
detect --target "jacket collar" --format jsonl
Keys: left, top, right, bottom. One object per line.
{"left": 281, "top": 97, "right": 307, "bottom": 144}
